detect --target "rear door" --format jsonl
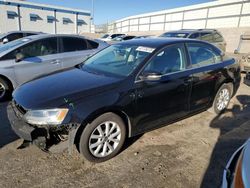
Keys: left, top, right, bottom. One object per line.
{"left": 133, "top": 43, "right": 192, "bottom": 134}
{"left": 186, "top": 42, "right": 223, "bottom": 112}
{"left": 13, "top": 37, "right": 62, "bottom": 85}
{"left": 58, "top": 37, "right": 95, "bottom": 68}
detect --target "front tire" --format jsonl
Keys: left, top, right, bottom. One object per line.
{"left": 79, "top": 113, "right": 126, "bottom": 162}
{"left": 0, "top": 78, "right": 12, "bottom": 102}
{"left": 210, "top": 83, "right": 232, "bottom": 114}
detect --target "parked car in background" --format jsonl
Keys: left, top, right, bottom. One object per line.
{"left": 109, "top": 35, "right": 136, "bottom": 44}
{"left": 0, "top": 34, "right": 108, "bottom": 101}
{"left": 160, "top": 29, "right": 227, "bottom": 52}
{"left": 99, "top": 33, "right": 125, "bottom": 41}
{"left": 113, "top": 35, "right": 136, "bottom": 41}
{"left": 133, "top": 35, "right": 154, "bottom": 39}
{"left": 0, "top": 31, "right": 43, "bottom": 45}
{"left": 222, "top": 139, "right": 250, "bottom": 188}
{"left": 233, "top": 34, "right": 250, "bottom": 72}
{"left": 8, "top": 38, "right": 240, "bottom": 162}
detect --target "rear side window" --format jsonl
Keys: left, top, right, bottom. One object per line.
{"left": 213, "top": 32, "right": 223, "bottom": 42}
{"left": 87, "top": 40, "right": 99, "bottom": 49}
{"left": 7, "top": 33, "right": 24, "bottom": 42}
{"left": 61, "top": 37, "right": 88, "bottom": 52}
{"left": 187, "top": 43, "right": 221, "bottom": 68}
{"left": 18, "top": 37, "right": 58, "bottom": 59}
{"left": 200, "top": 32, "right": 213, "bottom": 42}
{"left": 25, "top": 33, "right": 38, "bottom": 37}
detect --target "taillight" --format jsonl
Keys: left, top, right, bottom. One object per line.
{"left": 233, "top": 153, "right": 244, "bottom": 188}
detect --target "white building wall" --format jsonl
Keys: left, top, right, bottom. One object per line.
{"left": 109, "top": 0, "right": 250, "bottom": 33}
{"left": 0, "top": 0, "right": 91, "bottom": 34}
{"left": 20, "top": 7, "right": 54, "bottom": 33}
{"left": 77, "top": 14, "right": 91, "bottom": 34}
{"left": 56, "top": 12, "right": 76, "bottom": 34}
{"left": 0, "top": 4, "right": 19, "bottom": 33}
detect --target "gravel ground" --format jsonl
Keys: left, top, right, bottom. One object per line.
{"left": 0, "top": 79, "right": 250, "bottom": 188}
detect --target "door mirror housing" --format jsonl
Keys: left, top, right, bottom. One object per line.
{"left": 139, "top": 72, "right": 162, "bottom": 82}
{"left": 15, "top": 52, "right": 24, "bottom": 63}
{"left": 3, "top": 38, "right": 9, "bottom": 44}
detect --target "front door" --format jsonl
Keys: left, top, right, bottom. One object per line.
{"left": 13, "top": 37, "right": 62, "bottom": 85}
{"left": 133, "top": 43, "right": 192, "bottom": 134}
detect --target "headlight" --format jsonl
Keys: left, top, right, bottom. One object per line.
{"left": 24, "top": 108, "right": 69, "bottom": 125}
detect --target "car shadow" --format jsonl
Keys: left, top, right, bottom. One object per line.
{"left": 201, "top": 94, "right": 250, "bottom": 187}
{"left": 0, "top": 102, "right": 18, "bottom": 148}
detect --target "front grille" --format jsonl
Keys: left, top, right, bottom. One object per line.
{"left": 13, "top": 100, "right": 27, "bottom": 116}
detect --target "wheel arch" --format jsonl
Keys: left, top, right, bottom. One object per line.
{"left": 0, "top": 74, "right": 14, "bottom": 91}
{"left": 74, "top": 108, "right": 132, "bottom": 150}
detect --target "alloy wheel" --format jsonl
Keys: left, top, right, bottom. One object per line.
{"left": 216, "top": 88, "right": 230, "bottom": 111}
{"left": 0, "top": 82, "right": 6, "bottom": 99}
{"left": 88, "top": 121, "right": 121, "bottom": 158}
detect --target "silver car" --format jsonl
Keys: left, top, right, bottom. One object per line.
{"left": 0, "top": 34, "right": 108, "bottom": 101}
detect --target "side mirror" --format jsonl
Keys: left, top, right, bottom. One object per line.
{"left": 15, "top": 53, "right": 24, "bottom": 63}
{"left": 234, "top": 49, "right": 239, "bottom": 54}
{"left": 3, "top": 38, "right": 9, "bottom": 44}
{"left": 139, "top": 72, "right": 162, "bottom": 82}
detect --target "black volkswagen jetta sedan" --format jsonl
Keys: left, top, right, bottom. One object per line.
{"left": 8, "top": 38, "right": 241, "bottom": 162}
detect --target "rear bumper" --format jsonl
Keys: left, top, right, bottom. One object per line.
{"left": 7, "top": 102, "right": 47, "bottom": 141}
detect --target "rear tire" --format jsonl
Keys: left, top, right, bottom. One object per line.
{"left": 0, "top": 78, "right": 12, "bottom": 102}
{"left": 79, "top": 113, "right": 126, "bottom": 163}
{"left": 209, "top": 83, "right": 232, "bottom": 114}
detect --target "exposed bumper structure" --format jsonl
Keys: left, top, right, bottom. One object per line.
{"left": 7, "top": 102, "right": 47, "bottom": 141}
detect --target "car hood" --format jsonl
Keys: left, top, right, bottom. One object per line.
{"left": 13, "top": 68, "right": 123, "bottom": 110}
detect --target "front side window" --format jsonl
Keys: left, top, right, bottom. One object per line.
{"left": 82, "top": 44, "right": 153, "bottom": 77}
{"left": 0, "top": 38, "right": 31, "bottom": 54}
{"left": 18, "top": 38, "right": 58, "bottom": 59}
{"left": 61, "top": 37, "right": 87, "bottom": 52}
{"left": 187, "top": 43, "right": 221, "bottom": 68}
{"left": 143, "top": 43, "right": 186, "bottom": 75}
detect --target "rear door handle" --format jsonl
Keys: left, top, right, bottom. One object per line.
{"left": 51, "top": 60, "right": 61, "bottom": 65}
{"left": 184, "top": 77, "right": 193, "bottom": 85}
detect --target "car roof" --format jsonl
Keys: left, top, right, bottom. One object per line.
{"left": 115, "top": 37, "right": 198, "bottom": 48}
{"left": 23, "top": 34, "right": 89, "bottom": 40}
{"left": 164, "top": 29, "right": 217, "bottom": 34}
{"left": 6, "top": 31, "right": 44, "bottom": 34}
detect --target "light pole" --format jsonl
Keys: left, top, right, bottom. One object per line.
{"left": 91, "top": 0, "right": 94, "bottom": 24}
{"left": 91, "top": 0, "right": 94, "bottom": 33}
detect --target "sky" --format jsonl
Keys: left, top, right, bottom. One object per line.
{"left": 27, "top": 0, "right": 214, "bottom": 25}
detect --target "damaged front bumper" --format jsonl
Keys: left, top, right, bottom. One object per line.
{"left": 7, "top": 102, "right": 79, "bottom": 153}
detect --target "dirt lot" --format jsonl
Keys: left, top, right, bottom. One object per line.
{"left": 0, "top": 80, "right": 250, "bottom": 188}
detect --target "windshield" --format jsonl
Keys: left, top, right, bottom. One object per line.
{"left": 0, "top": 38, "right": 31, "bottom": 53}
{"left": 82, "top": 44, "right": 155, "bottom": 77}
{"left": 161, "top": 33, "right": 188, "bottom": 38}
{"left": 101, "top": 34, "right": 110, "bottom": 39}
